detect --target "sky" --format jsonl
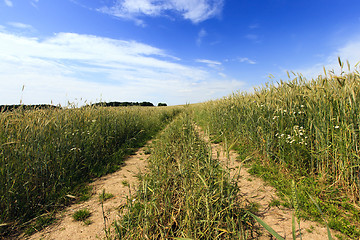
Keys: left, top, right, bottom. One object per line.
{"left": 1, "top": 0, "right": 360, "bottom": 106}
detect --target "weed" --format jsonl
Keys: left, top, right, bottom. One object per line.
{"left": 269, "top": 199, "right": 281, "bottom": 208}
{"left": 72, "top": 209, "right": 91, "bottom": 222}
{"left": 24, "top": 214, "right": 56, "bottom": 236}
{"left": 99, "top": 191, "right": 114, "bottom": 202}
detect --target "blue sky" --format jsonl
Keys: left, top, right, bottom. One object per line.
{"left": 1, "top": 0, "right": 360, "bottom": 106}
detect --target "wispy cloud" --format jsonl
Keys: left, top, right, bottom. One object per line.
{"left": 4, "top": 0, "right": 13, "bottom": 7}
{"left": 0, "top": 32, "right": 245, "bottom": 105}
{"left": 288, "top": 36, "right": 360, "bottom": 80}
{"left": 245, "top": 34, "right": 258, "bottom": 41}
{"left": 31, "top": 0, "right": 39, "bottom": 8}
{"left": 196, "top": 58, "right": 223, "bottom": 71}
{"left": 249, "top": 23, "right": 259, "bottom": 29}
{"left": 8, "top": 22, "right": 35, "bottom": 30}
{"left": 195, "top": 59, "right": 221, "bottom": 66}
{"left": 238, "top": 57, "right": 256, "bottom": 64}
{"left": 98, "top": 0, "right": 224, "bottom": 25}
{"left": 196, "top": 28, "right": 207, "bottom": 46}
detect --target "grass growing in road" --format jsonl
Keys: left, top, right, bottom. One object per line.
{"left": 73, "top": 209, "right": 91, "bottom": 222}
{"left": 115, "top": 112, "right": 255, "bottom": 239}
{"left": 193, "top": 61, "right": 360, "bottom": 238}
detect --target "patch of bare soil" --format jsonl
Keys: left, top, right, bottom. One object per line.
{"left": 195, "top": 125, "right": 342, "bottom": 240}
{"left": 26, "top": 143, "right": 151, "bottom": 240}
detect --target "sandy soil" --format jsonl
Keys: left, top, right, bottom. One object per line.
{"left": 26, "top": 143, "right": 151, "bottom": 240}
{"left": 196, "top": 125, "right": 341, "bottom": 240}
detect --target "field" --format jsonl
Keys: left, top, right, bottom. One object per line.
{"left": 0, "top": 105, "right": 181, "bottom": 236}
{"left": 1, "top": 62, "right": 360, "bottom": 239}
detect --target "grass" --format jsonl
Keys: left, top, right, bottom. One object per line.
{"left": 72, "top": 209, "right": 91, "bottom": 222}
{"left": 0, "top": 105, "right": 182, "bottom": 237}
{"left": 192, "top": 61, "right": 360, "bottom": 238}
{"left": 114, "top": 112, "right": 255, "bottom": 239}
{"left": 2, "top": 61, "right": 360, "bottom": 239}
{"left": 24, "top": 214, "right": 56, "bottom": 236}
{"left": 99, "top": 190, "right": 114, "bottom": 202}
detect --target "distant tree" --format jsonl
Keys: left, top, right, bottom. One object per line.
{"left": 140, "top": 102, "right": 154, "bottom": 106}
{"left": 91, "top": 101, "right": 155, "bottom": 107}
{"left": 157, "top": 103, "right": 167, "bottom": 107}
{"left": 0, "top": 104, "right": 60, "bottom": 112}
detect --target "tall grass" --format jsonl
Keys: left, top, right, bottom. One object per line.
{"left": 0, "top": 105, "right": 181, "bottom": 234}
{"left": 193, "top": 61, "right": 360, "bottom": 237}
{"left": 115, "top": 112, "right": 254, "bottom": 239}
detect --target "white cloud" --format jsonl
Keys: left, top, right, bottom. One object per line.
{"left": 249, "top": 24, "right": 259, "bottom": 29}
{"left": 98, "top": 0, "right": 224, "bottom": 24}
{"left": 0, "top": 32, "right": 245, "bottom": 106}
{"left": 8, "top": 22, "right": 35, "bottom": 30}
{"left": 245, "top": 34, "right": 258, "bottom": 41}
{"left": 4, "top": 0, "right": 12, "bottom": 7}
{"left": 218, "top": 72, "right": 227, "bottom": 78}
{"left": 196, "top": 28, "right": 207, "bottom": 46}
{"left": 31, "top": 0, "right": 39, "bottom": 8}
{"left": 196, "top": 58, "right": 222, "bottom": 68}
{"left": 294, "top": 37, "right": 360, "bottom": 80}
{"left": 238, "top": 57, "right": 256, "bottom": 64}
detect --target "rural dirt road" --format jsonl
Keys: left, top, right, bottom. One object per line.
{"left": 26, "top": 142, "right": 151, "bottom": 240}
{"left": 26, "top": 126, "right": 341, "bottom": 240}
{"left": 196, "top": 125, "right": 341, "bottom": 240}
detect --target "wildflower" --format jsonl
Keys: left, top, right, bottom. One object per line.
{"left": 70, "top": 147, "right": 81, "bottom": 152}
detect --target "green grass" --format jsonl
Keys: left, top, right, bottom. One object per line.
{"left": 3, "top": 61, "right": 360, "bottom": 239}
{"left": 114, "top": 112, "right": 255, "bottom": 239}
{"left": 99, "top": 191, "right": 114, "bottom": 202}
{"left": 24, "top": 214, "right": 56, "bottom": 236}
{"left": 192, "top": 61, "right": 360, "bottom": 238}
{"left": 0, "top": 105, "right": 182, "bottom": 237}
{"left": 72, "top": 209, "right": 91, "bottom": 222}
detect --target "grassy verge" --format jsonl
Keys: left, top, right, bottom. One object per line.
{"left": 0, "top": 105, "right": 182, "bottom": 237}
{"left": 114, "top": 112, "right": 255, "bottom": 239}
{"left": 193, "top": 63, "right": 360, "bottom": 239}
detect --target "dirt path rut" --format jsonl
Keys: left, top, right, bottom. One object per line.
{"left": 27, "top": 143, "right": 151, "bottom": 240}
{"left": 196, "top": 125, "right": 340, "bottom": 239}
{"left": 27, "top": 125, "right": 342, "bottom": 240}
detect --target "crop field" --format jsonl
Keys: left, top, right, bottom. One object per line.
{"left": 193, "top": 62, "right": 360, "bottom": 238}
{"left": 1, "top": 63, "right": 360, "bottom": 239}
{"left": 0, "top": 105, "right": 181, "bottom": 236}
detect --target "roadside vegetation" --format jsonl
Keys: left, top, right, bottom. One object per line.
{"left": 193, "top": 60, "right": 360, "bottom": 239}
{"left": 2, "top": 59, "right": 360, "bottom": 239}
{"left": 0, "top": 105, "right": 181, "bottom": 237}
{"left": 115, "top": 112, "right": 255, "bottom": 239}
